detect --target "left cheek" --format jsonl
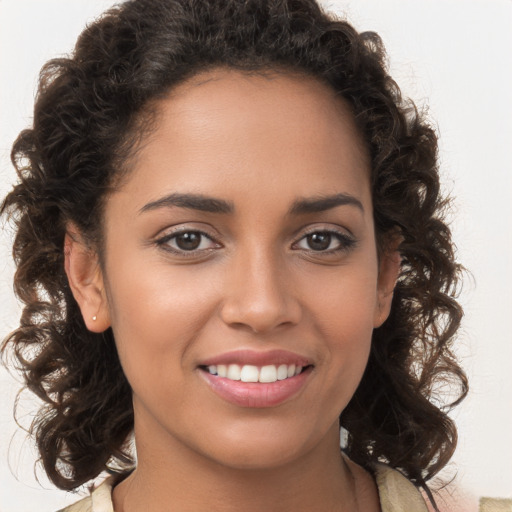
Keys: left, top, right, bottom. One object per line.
{"left": 322, "top": 321, "right": 374, "bottom": 417}
{"left": 309, "top": 276, "right": 377, "bottom": 384}
{"left": 312, "top": 272, "right": 378, "bottom": 342}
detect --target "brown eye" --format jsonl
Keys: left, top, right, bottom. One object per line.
{"left": 306, "top": 232, "right": 332, "bottom": 251}
{"left": 156, "top": 230, "right": 219, "bottom": 254}
{"left": 174, "top": 232, "right": 203, "bottom": 251}
{"left": 294, "top": 229, "right": 356, "bottom": 254}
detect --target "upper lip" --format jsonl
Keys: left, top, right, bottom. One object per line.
{"left": 199, "top": 349, "right": 312, "bottom": 368}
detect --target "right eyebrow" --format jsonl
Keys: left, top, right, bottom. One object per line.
{"left": 139, "top": 193, "right": 234, "bottom": 215}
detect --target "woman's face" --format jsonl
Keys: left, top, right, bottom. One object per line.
{"left": 87, "top": 70, "right": 398, "bottom": 469}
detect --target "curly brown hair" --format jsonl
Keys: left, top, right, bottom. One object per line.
{"left": 1, "top": 0, "right": 467, "bottom": 502}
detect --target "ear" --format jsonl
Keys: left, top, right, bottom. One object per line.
{"left": 64, "top": 224, "right": 111, "bottom": 333}
{"left": 373, "top": 244, "right": 402, "bottom": 328}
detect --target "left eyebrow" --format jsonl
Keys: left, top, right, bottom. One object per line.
{"left": 288, "top": 193, "right": 364, "bottom": 215}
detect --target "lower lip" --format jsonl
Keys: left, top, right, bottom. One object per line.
{"left": 199, "top": 367, "right": 312, "bottom": 408}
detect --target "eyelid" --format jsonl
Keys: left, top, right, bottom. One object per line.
{"left": 291, "top": 225, "right": 357, "bottom": 253}
{"left": 295, "top": 224, "right": 354, "bottom": 238}
{"left": 154, "top": 226, "right": 222, "bottom": 256}
{"left": 152, "top": 223, "right": 356, "bottom": 257}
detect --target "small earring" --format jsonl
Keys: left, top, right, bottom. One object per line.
{"left": 92, "top": 315, "right": 97, "bottom": 321}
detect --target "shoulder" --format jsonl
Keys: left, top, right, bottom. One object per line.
{"left": 373, "top": 463, "right": 429, "bottom": 512}
{"left": 57, "top": 476, "right": 115, "bottom": 512}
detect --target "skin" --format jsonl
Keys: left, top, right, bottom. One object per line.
{"left": 66, "top": 69, "right": 400, "bottom": 511}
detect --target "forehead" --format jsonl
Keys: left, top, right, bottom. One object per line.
{"left": 114, "top": 69, "right": 371, "bottom": 214}
{"left": 157, "top": 68, "right": 369, "bottom": 165}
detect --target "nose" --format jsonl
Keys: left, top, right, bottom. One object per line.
{"left": 219, "top": 247, "right": 302, "bottom": 334}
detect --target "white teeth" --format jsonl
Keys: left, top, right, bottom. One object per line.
{"left": 227, "top": 364, "right": 241, "bottom": 380}
{"left": 240, "top": 365, "right": 259, "bottom": 382}
{"left": 206, "top": 363, "right": 306, "bottom": 382}
{"left": 260, "top": 365, "right": 277, "bottom": 383}
{"left": 277, "top": 364, "right": 288, "bottom": 381}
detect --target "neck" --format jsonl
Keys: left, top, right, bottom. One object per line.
{"left": 113, "top": 415, "right": 379, "bottom": 512}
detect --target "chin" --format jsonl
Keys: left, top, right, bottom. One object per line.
{"left": 194, "top": 422, "right": 325, "bottom": 472}
{"left": 207, "top": 445, "right": 305, "bottom": 472}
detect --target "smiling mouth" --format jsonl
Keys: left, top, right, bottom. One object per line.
{"left": 200, "top": 363, "right": 309, "bottom": 383}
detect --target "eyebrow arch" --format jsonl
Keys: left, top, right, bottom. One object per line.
{"left": 288, "top": 193, "right": 364, "bottom": 215}
{"left": 139, "top": 192, "right": 363, "bottom": 216}
{"left": 139, "top": 193, "right": 234, "bottom": 214}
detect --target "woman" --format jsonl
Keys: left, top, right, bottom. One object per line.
{"left": 1, "top": 0, "right": 467, "bottom": 510}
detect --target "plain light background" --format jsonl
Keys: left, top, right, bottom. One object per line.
{"left": 1, "top": 1, "right": 511, "bottom": 510}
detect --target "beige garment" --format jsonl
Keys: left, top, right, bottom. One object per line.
{"left": 479, "top": 498, "right": 512, "bottom": 512}
{"left": 58, "top": 464, "right": 429, "bottom": 512}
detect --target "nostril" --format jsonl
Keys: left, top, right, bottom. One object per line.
{"left": 219, "top": 298, "right": 302, "bottom": 334}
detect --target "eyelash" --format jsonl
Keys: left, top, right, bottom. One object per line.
{"left": 155, "top": 229, "right": 220, "bottom": 257}
{"left": 155, "top": 227, "right": 356, "bottom": 257}
{"left": 292, "top": 229, "right": 356, "bottom": 255}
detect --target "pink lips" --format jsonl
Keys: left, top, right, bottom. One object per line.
{"left": 200, "top": 349, "right": 311, "bottom": 368}
{"left": 198, "top": 349, "right": 313, "bottom": 408}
